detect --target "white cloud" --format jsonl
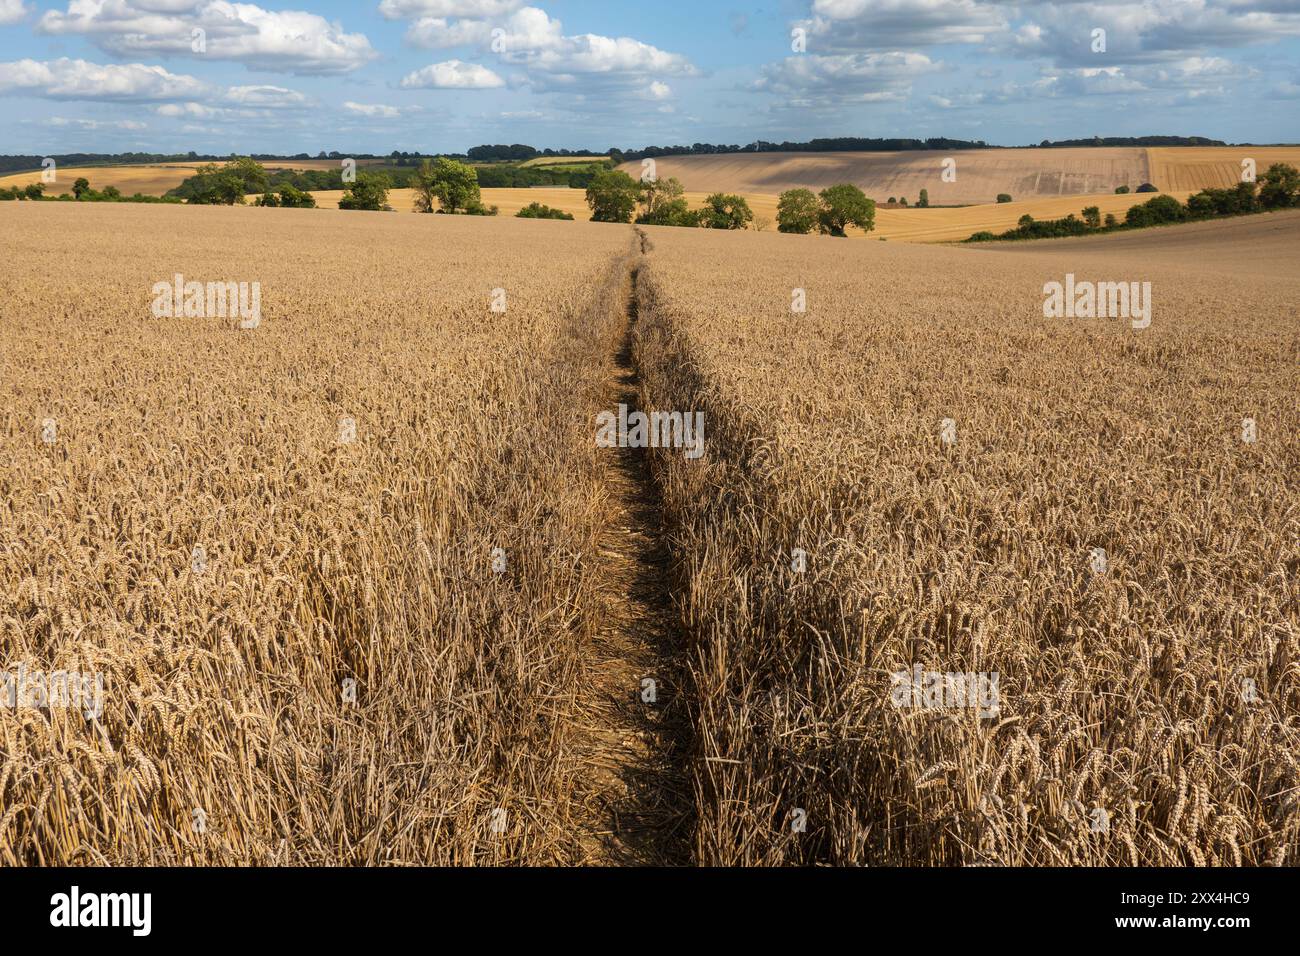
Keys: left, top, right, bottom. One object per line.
{"left": 45, "top": 116, "right": 148, "bottom": 130}
{"left": 406, "top": 16, "right": 494, "bottom": 48}
{"left": 1002, "top": 0, "right": 1300, "bottom": 66}
{"left": 0, "top": 58, "right": 209, "bottom": 101}
{"left": 224, "top": 85, "right": 311, "bottom": 108}
{"left": 38, "top": 1, "right": 377, "bottom": 75}
{"left": 398, "top": 6, "right": 694, "bottom": 98}
{"left": 0, "top": 0, "right": 29, "bottom": 27}
{"left": 157, "top": 102, "right": 232, "bottom": 119}
{"left": 343, "top": 101, "right": 403, "bottom": 117}
{"left": 380, "top": 0, "right": 523, "bottom": 19}
{"left": 400, "top": 59, "right": 506, "bottom": 88}
{"left": 754, "top": 52, "right": 940, "bottom": 105}
{"left": 796, "top": 0, "right": 1007, "bottom": 53}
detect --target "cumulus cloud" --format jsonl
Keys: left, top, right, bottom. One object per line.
{"left": 224, "top": 84, "right": 311, "bottom": 108}
{"left": 380, "top": 0, "right": 523, "bottom": 19}
{"left": 1000, "top": 0, "right": 1300, "bottom": 66}
{"left": 37, "top": 1, "right": 377, "bottom": 75}
{"left": 343, "top": 101, "right": 403, "bottom": 117}
{"left": 1023, "top": 56, "right": 1249, "bottom": 101}
{"left": 795, "top": 0, "right": 1007, "bottom": 53}
{"left": 399, "top": 5, "right": 695, "bottom": 96}
{"left": 754, "top": 52, "right": 940, "bottom": 106}
{"left": 0, "top": 58, "right": 209, "bottom": 101}
{"left": 406, "top": 16, "right": 494, "bottom": 48}
{"left": 0, "top": 0, "right": 29, "bottom": 27}
{"left": 400, "top": 59, "right": 506, "bottom": 88}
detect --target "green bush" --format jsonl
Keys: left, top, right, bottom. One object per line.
{"left": 1259, "top": 162, "right": 1300, "bottom": 209}
{"left": 1135, "top": 182, "right": 1158, "bottom": 193}
{"left": 516, "top": 202, "right": 574, "bottom": 220}
{"left": 996, "top": 194, "right": 1012, "bottom": 203}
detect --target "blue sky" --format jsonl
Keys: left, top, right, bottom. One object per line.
{"left": 1, "top": 1, "right": 1297, "bottom": 155}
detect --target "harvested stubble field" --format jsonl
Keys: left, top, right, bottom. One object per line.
{"left": 619, "top": 147, "right": 1153, "bottom": 205}
{"left": 631, "top": 218, "right": 1300, "bottom": 865}
{"left": 2, "top": 201, "right": 1297, "bottom": 867}
{"left": 0, "top": 202, "right": 649, "bottom": 865}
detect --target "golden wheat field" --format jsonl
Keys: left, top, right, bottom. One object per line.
{"left": 0, "top": 202, "right": 643, "bottom": 865}
{"left": 631, "top": 214, "right": 1300, "bottom": 865}
{"left": 1147, "top": 148, "right": 1300, "bottom": 193}
{"left": 1, "top": 200, "right": 1297, "bottom": 869}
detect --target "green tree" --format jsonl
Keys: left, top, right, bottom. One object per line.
{"left": 411, "top": 157, "right": 481, "bottom": 214}
{"left": 637, "top": 176, "right": 689, "bottom": 225}
{"left": 187, "top": 157, "right": 268, "bottom": 205}
{"left": 1082, "top": 205, "right": 1101, "bottom": 228}
{"left": 918, "top": 188, "right": 929, "bottom": 208}
{"left": 698, "top": 192, "right": 753, "bottom": 230}
{"left": 278, "top": 184, "right": 317, "bottom": 208}
{"left": 338, "top": 172, "right": 392, "bottom": 211}
{"left": 73, "top": 177, "right": 91, "bottom": 199}
{"left": 776, "top": 188, "right": 820, "bottom": 233}
{"left": 996, "top": 193, "right": 1012, "bottom": 203}
{"left": 24, "top": 183, "right": 45, "bottom": 200}
{"left": 102, "top": 186, "right": 121, "bottom": 201}
{"left": 817, "top": 184, "right": 875, "bottom": 236}
{"left": 1115, "top": 185, "right": 1130, "bottom": 194}
{"left": 585, "top": 169, "right": 640, "bottom": 223}
{"left": 1259, "top": 162, "right": 1300, "bottom": 209}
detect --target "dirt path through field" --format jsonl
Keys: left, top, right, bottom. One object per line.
{"left": 568, "top": 246, "right": 692, "bottom": 865}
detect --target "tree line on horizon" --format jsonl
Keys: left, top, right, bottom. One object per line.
{"left": 3, "top": 135, "right": 1251, "bottom": 177}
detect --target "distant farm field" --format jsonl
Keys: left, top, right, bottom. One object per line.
{"left": 619, "top": 147, "right": 1152, "bottom": 205}
{"left": 1147, "top": 147, "right": 1300, "bottom": 193}
{"left": 0, "top": 158, "right": 380, "bottom": 196}
{"left": 0, "top": 164, "right": 203, "bottom": 196}
{"left": 617, "top": 146, "right": 1300, "bottom": 207}
{"left": 311, "top": 186, "right": 1194, "bottom": 243}
{"left": 518, "top": 155, "right": 609, "bottom": 167}
{"left": 871, "top": 190, "right": 1194, "bottom": 242}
